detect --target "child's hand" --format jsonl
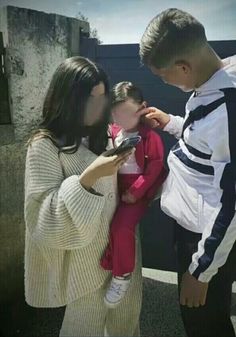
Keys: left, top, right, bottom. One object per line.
{"left": 121, "top": 191, "right": 137, "bottom": 204}
{"left": 137, "top": 107, "right": 170, "bottom": 129}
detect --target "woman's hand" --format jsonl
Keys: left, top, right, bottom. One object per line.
{"left": 137, "top": 107, "right": 170, "bottom": 129}
{"left": 79, "top": 149, "right": 133, "bottom": 190}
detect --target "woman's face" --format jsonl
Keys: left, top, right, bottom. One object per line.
{"left": 83, "top": 82, "right": 107, "bottom": 126}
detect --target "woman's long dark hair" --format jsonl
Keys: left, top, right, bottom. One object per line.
{"left": 28, "top": 56, "right": 110, "bottom": 155}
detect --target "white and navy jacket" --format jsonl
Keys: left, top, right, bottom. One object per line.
{"left": 161, "top": 55, "right": 236, "bottom": 282}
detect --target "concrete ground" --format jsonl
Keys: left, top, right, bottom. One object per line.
{"left": 141, "top": 268, "right": 236, "bottom": 337}
{"left": 1, "top": 269, "right": 236, "bottom": 337}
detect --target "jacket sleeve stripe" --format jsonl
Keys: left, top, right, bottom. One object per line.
{"left": 191, "top": 88, "right": 236, "bottom": 280}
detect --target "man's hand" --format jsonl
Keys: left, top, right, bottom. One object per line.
{"left": 180, "top": 271, "right": 208, "bottom": 308}
{"left": 121, "top": 191, "right": 137, "bottom": 204}
{"left": 137, "top": 106, "right": 170, "bottom": 129}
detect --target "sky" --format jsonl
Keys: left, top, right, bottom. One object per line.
{"left": 0, "top": 0, "right": 236, "bottom": 44}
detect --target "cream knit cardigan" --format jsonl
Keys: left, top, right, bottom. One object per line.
{"left": 24, "top": 138, "right": 119, "bottom": 307}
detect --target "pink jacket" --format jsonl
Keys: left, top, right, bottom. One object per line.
{"left": 110, "top": 124, "right": 167, "bottom": 200}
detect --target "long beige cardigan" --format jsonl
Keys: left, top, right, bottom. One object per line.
{"left": 24, "top": 137, "right": 142, "bottom": 309}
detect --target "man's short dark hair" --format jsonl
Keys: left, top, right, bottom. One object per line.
{"left": 140, "top": 8, "right": 207, "bottom": 69}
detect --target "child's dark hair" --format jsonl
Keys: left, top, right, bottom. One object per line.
{"left": 140, "top": 8, "right": 207, "bottom": 69}
{"left": 111, "top": 81, "right": 144, "bottom": 107}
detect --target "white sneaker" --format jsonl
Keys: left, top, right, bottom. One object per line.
{"left": 104, "top": 276, "right": 131, "bottom": 308}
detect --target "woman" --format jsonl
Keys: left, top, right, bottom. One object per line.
{"left": 24, "top": 56, "right": 142, "bottom": 336}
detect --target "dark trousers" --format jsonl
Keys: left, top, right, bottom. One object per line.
{"left": 175, "top": 223, "right": 236, "bottom": 337}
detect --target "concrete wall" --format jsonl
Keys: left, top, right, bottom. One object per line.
{"left": 0, "top": 6, "right": 89, "bottom": 143}
{"left": 0, "top": 6, "right": 89, "bottom": 303}
{"left": 0, "top": 143, "right": 26, "bottom": 303}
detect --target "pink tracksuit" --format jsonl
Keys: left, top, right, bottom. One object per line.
{"left": 100, "top": 123, "right": 167, "bottom": 276}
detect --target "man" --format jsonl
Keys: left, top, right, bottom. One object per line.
{"left": 139, "top": 8, "right": 236, "bottom": 337}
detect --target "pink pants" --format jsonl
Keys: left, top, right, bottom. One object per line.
{"left": 100, "top": 174, "right": 149, "bottom": 276}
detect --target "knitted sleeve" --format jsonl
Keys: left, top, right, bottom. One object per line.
{"left": 24, "top": 138, "right": 106, "bottom": 249}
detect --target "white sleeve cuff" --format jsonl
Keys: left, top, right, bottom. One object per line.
{"left": 188, "top": 263, "right": 213, "bottom": 283}
{"left": 163, "top": 114, "right": 184, "bottom": 139}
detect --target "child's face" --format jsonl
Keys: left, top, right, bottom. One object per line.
{"left": 84, "top": 82, "right": 107, "bottom": 126}
{"left": 150, "top": 63, "right": 194, "bottom": 92}
{"left": 112, "top": 99, "right": 144, "bottom": 131}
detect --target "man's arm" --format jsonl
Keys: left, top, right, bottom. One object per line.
{"left": 163, "top": 114, "right": 185, "bottom": 139}
{"left": 189, "top": 98, "right": 236, "bottom": 283}
{"left": 180, "top": 90, "right": 236, "bottom": 307}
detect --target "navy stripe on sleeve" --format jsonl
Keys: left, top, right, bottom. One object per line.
{"left": 182, "top": 96, "right": 225, "bottom": 137}
{"left": 172, "top": 142, "right": 214, "bottom": 175}
{"left": 192, "top": 88, "right": 236, "bottom": 279}
{"left": 183, "top": 142, "right": 212, "bottom": 160}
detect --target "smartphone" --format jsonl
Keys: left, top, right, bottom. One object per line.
{"left": 108, "top": 135, "right": 141, "bottom": 156}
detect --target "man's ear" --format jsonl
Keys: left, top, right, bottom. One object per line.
{"left": 175, "top": 60, "right": 191, "bottom": 74}
{"left": 142, "top": 101, "right": 147, "bottom": 108}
